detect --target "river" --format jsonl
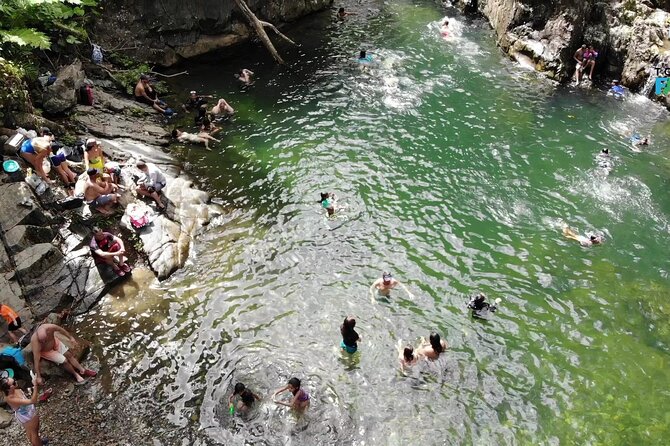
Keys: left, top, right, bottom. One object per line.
{"left": 78, "top": 1, "right": 670, "bottom": 445}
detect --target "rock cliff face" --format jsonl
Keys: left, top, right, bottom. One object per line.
{"left": 96, "top": 0, "right": 332, "bottom": 65}
{"left": 456, "top": 0, "right": 670, "bottom": 95}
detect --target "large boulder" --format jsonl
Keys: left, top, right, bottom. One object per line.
{"left": 5, "top": 225, "right": 56, "bottom": 254}
{"left": 42, "top": 60, "right": 85, "bottom": 115}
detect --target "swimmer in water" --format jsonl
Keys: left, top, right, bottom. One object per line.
{"left": 273, "top": 377, "right": 310, "bottom": 411}
{"left": 597, "top": 148, "right": 613, "bottom": 173}
{"left": 337, "top": 7, "right": 356, "bottom": 20}
{"left": 397, "top": 340, "right": 420, "bottom": 370}
{"left": 440, "top": 19, "right": 450, "bottom": 37}
{"left": 416, "top": 332, "right": 448, "bottom": 360}
{"left": 235, "top": 69, "right": 254, "bottom": 85}
{"left": 358, "top": 50, "right": 373, "bottom": 64}
{"left": 229, "top": 383, "right": 260, "bottom": 414}
{"left": 319, "top": 192, "right": 336, "bottom": 216}
{"left": 637, "top": 135, "right": 650, "bottom": 146}
{"left": 467, "top": 293, "right": 501, "bottom": 319}
{"left": 562, "top": 225, "right": 604, "bottom": 247}
{"left": 340, "top": 316, "right": 360, "bottom": 354}
{"left": 369, "top": 271, "right": 415, "bottom": 302}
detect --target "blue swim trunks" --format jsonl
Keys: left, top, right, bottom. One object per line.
{"left": 340, "top": 340, "right": 357, "bottom": 354}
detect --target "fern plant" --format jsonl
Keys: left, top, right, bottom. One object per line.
{"left": 0, "top": 0, "right": 98, "bottom": 52}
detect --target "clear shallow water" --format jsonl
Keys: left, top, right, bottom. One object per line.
{"left": 79, "top": 1, "right": 670, "bottom": 445}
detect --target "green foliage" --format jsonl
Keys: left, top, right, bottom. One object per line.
{"left": 0, "top": 57, "right": 32, "bottom": 121}
{"left": 0, "top": 0, "right": 98, "bottom": 53}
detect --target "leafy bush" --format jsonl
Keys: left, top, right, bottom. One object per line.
{"left": 0, "top": 57, "right": 32, "bottom": 122}
{"left": 0, "top": 0, "right": 98, "bottom": 54}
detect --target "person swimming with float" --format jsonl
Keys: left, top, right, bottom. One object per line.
{"left": 466, "top": 293, "right": 501, "bottom": 319}
{"left": 609, "top": 80, "right": 625, "bottom": 98}
{"left": 273, "top": 377, "right": 309, "bottom": 411}
{"left": 319, "top": 192, "right": 336, "bottom": 216}
{"left": 340, "top": 316, "right": 360, "bottom": 354}
{"left": 562, "top": 224, "right": 604, "bottom": 247}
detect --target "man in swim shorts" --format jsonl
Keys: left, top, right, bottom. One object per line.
{"left": 84, "top": 168, "right": 119, "bottom": 214}
{"left": 30, "top": 323, "right": 96, "bottom": 385}
{"left": 574, "top": 44, "right": 586, "bottom": 83}
{"left": 134, "top": 74, "right": 169, "bottom": 114}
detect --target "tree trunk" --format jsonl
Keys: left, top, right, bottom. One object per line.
{"left": 232, "top": 0, "right": 289, "bottom": 64}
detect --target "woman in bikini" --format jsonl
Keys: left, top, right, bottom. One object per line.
{"left": 19, "top": 136, "right": 53, "bottom": 184}
{"left": 1, "top": 375, "right": 47, "bottom": 446}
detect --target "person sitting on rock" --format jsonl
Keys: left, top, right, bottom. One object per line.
{"left": 84, "top": 168, "right": 119, "bottom": 214}
{"left": 39, "top": 128, "right": 77, "bottom": 188}
{"left": 182, "top": 90, "right": 212, "bottom": 113}
{"left": 171, "top": 129, "right": 220, "bottom": 151}
{"left": 19, "top": 136, "right": 53, "bottom": 184}
{"left": 0, "top": 303, "right": 28, "bottom": 344}
{"left": 235, "top": 69, "right": 254, "bottom": 85}
{"left": 90, "top": 226, "right": 131, "bottom": 277}
{"left": 135, "top": 159, "right": 166, "bottom": 210}
{"left": 573, "top": 44, "right": 586, "bottom": 83}
{"left": 134, "top": 74, "right": 170, "bottom": 115}
{"left": 30, "top": 323, "right": 97, "bottom": 386}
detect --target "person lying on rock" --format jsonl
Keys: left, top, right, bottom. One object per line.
{"left": 19, "top": 136, "right": 53, "bottom": 184}
{"left": 136, "top": 159, "right": 166, "bottom": 210}
{"left": 90, "top": 226, "right": 131, "bottom": 277}
{"left": 30, "top": 323, "right": 96, "bottom": 386}
{"left": 172, "top": 129, "right": 220, "bottom": 151}
{"left": 84, "top": 168, "right": 120, "bottom": 214}
{"left": 134, "top": 74, "right": 170, "bottom": 115}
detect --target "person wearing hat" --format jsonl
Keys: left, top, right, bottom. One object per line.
{"left": 134, "top": 74, "right": 169, "bottom": 114}
{"left": 182, "top": 90, "right": 212, "bottom": 113}
{"left": 83, "top": 167, "right": 119, "bottom": 214}
{"left": 369, "top": 271, "right": 415, "bottom": 302}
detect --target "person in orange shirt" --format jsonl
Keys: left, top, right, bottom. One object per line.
{"left": 0, "top": 304, "right": 28, "bottom": 344}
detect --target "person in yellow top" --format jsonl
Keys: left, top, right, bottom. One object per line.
{"left": 84, "top": 139, "right": 106, "bottom": 173}
{"left": 0, "top": 304, "right": 28, "bottom": 343}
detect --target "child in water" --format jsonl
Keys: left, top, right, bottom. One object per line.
{"left": 319, "top": 192, "right": 336, "bottom": 216}
{"left": 397, "top": 340, "right": 419, "bottom": 370}
{"left": 466, "top": 293, "right": 501, "bottom": 319}
{"left": 229, "top": 382, "right": 260, "bottom": 414}
{"left": 340, "top": 317, "right": 360, "bottom": 354}
{"left": 273, "top": 377, "right": 310, "bottom": 411}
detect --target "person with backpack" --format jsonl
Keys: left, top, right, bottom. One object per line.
{"left": 135, "top": 159, "right": 166, "bottom": 210}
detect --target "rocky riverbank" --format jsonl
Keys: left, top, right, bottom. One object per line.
{"left": 454, "top": 0, "right": 670, "bottom": 100}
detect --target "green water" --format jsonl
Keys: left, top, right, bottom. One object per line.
{"left": 79, "top": 1, "right": 670, "bottom": 444}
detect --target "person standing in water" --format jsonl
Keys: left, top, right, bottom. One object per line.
{"left": 369, "top": 272, "right": 415, "bottom": 301}
{"left": 273, "top": 377, "right": 310, "bottom": 411}
{"left": 416, "top": 332, "right": 447, "bottom": 360}
{"left": 1, "top": 375, "right": 47, "bottom": 446}
{"left": 440, "top": 19, "right": 450, "bottom": 37}
{"left": 319, "top": 192, "right": 336, "bottom": 216}
{"left": 397, "top": 341, "right": 420, "bottom": 370}
{"left": 562, "top": 225, "right": 603, "bottom": 247}
{"left": 340, "top": 316, "right": 360, "bottom": 354}
{"left": 236, "top": 69, "right": 254, "bottom": 85}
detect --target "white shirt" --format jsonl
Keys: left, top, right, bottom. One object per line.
{"left": 143, "top": 162, "right": 166, "bottom": 187}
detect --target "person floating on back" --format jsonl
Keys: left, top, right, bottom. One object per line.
{"left": 466, "top": 293, "right": 501, "bottom": 319}
{"left": 172, "top": 129, "right": 220, "bottom": 151}
{"left": 562, "top": 224, "right": 604, "bottom": 247}
{"left": 340, "top": 316, "right": 360, "bottom": 354}
{"left": 229, "top": 382, "right": 260, "bottom": 414}
{"left": 369, "top": 271, "right": 415, "bottom": 302}
{"left": 273, "top": 377, "right": 310, "bottom": 411}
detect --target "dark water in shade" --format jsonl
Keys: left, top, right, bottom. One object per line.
{"left": 78, "top": 1, "right": 670, "bottom": 444}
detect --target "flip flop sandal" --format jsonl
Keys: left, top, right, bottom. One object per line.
{"left": 114, "top": 269, "right": 126, "bottom": 277}
{"left": 39, "top": 388, "right": 53, "bottom": 402}
{"left": 121, "top": 264, "right": 131, "bottom": 273}
{"left": 82, "top": 369, "right": 97, "bottom": 378}
{"left": 74, "top": 379, "right": 88, "bottom": 386}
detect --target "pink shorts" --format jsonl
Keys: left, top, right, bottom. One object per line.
{"left": 41, "top": 338, "right": 68, "bottom": 364}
